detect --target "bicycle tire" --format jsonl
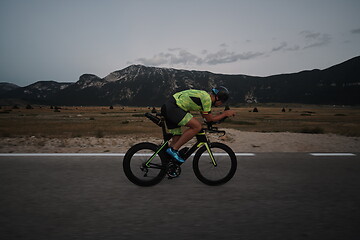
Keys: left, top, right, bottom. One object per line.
{"left": 193, "top": 142, "right": 237, "bottom": 186}
{"left": 123, "top": 142, "right": 167, "bottom": 186}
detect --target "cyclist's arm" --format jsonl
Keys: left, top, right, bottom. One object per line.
{"left": 201, "top": 110, "right": 235, "bottom": 122}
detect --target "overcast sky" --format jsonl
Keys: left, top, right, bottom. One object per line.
{"left": 1, "top": 0, "right": 359, "bottom": 86}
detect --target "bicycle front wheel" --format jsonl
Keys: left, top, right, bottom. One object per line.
{"left": 123, "top": 142, "right": 167, "bottom": 186}
{"left": 193, "top": 142, "right": 237, "bottom": 186}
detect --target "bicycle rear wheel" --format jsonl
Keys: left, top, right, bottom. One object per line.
{"left": 123, "top": 142, "right": 167, "bottom": 186}
{"left": 193, "top": 142, "right": 237, "bottom": 186}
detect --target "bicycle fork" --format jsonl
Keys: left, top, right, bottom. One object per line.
{"left": 197, "top": 142, "right": 218, "bottom": 167}
{"left": 195, "top": 132, "right": 218, "bottom": 167}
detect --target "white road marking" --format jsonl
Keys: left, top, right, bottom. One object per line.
{"left": 310, "top": 153, "right": 356, "bottom": 157}
{"left": 0, "top": 153, "right": 126, "bottom": 157}
{"left": 236, "top": 153, "right": 256, "bottom": 156}
{"left": 0, "top": 153, "right": 256, "bottom": 157}
{"left": 1, "top": 153, "right": 357, "bottom": 157}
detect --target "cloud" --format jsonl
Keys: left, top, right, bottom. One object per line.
{"left": 301, "top": 31, "right": 321, "bottom": 40}
{"left": 131, "top": 37, "right": 314, "bottom": 68}
{"left": 351, "top": 28, "right": 360, "bottom": 34}
{"left": 171, "top": 49, "right": 202, "bottom": 65}
{"left": 168, "top": 48, "right": 182, "bottom": 51}
{"left": 130, "top": 50, "right": 200, "bottom": 66}
{"left": 300, "top": 31, "right": 331, "bottom": 49}
{"left": 271, "top": 42, "right": 300, "bottom": 52}
{"left": 204, "top": 49, "right": 264, "bottom": 65}
{"left": 133, "top": 54, "right": 168, "bottom": 66}
{"left": 272, "top": 42, "right": 287, "bottom": 52}
{"left": 286, "top": 45, "right": 300, "bottom": 51}
{"left": 132, "top": 48, "right": 264, "bottom": 67}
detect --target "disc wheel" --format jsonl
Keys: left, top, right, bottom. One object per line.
{"left": 123, "top": 142, "right": 167, "bottom": 186}
{"left": 193, "top": 142, "right": 237, "bottom": 186}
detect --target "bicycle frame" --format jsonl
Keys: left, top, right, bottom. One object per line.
{"left": 124, "top": 111, "right": 236, "bottom": 186}
{"left": 144, "top": 114, "right": 217, "bottom": 168}
{"left": 180, "top": 131, "right": 217, "bottom": 167}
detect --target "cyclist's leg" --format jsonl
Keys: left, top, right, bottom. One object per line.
{"left": 172, "top": 117, "right": 202, "bottom": 151}
{"left": 170, "top": 135, "right": 180, "bottom": 145}
{"left": 169, "top": 130, "right": 181, "bottom": 147}
{"left": 161, "top": 97, "right": 202, "bottom": 151}
{"left": 161, "top": 98, "right": 186, "bottom": 147}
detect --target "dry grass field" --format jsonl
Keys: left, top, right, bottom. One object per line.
{"left": 222, "top": 105, "right": 360, "bottom": 137}
{"left": 1, "top": 104, "right": 360, "bottom": 138}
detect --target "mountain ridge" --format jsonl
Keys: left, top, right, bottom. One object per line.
{"left": 1, "top": 56, "right": 359, "bottom": 106}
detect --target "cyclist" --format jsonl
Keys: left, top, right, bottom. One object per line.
{"left": 161, "top": 86, "right": 235, "bottom": 163}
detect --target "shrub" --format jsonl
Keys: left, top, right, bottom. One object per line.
{"left": 228, "top": 120, "right": 256, "bottom": 125}
{"left": 299, "top": 127, "right": 324, "bottom": 134}
{"left": 96, "top": 130, "right": 104, "bottom": 138}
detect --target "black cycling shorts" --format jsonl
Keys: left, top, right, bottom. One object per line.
{"left": 161, "top": 97, "right": 193, "bottom": 134}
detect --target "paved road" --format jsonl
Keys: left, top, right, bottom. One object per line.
{"left": 1, "top": 153, "right": 359, "bottom": 240}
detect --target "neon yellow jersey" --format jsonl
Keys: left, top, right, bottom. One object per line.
{"left": 173, "top": 89, "right": 212, "bottom": 114}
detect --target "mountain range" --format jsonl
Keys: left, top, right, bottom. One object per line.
{"left": 1, "top": 56, "right": 359, "bottom": 106}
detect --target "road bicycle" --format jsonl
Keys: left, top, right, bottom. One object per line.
{"left": 123, "top": 110, "right": 237, "bottom": 186}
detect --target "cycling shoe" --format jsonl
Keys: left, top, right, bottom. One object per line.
{"left": 166, "top": 147, "right": 185, "bottom": 163}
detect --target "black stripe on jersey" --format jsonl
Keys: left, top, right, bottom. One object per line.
{"left": 190, "top": 97, "right": 203, "bottom": 110}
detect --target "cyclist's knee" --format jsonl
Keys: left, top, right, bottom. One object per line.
{"left": 186, "top": 118, "right": 202, "bottom": 132}
{"left": 193, "top": 123, "right": 202, "bottom": 133}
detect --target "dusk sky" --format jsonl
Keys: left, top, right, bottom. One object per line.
{"left": 1, "top": 0, "right": 359, "bottom": 86}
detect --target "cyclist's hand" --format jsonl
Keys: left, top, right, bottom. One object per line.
{"left": 224, "top": 110, "right": 235, "bottom": 117}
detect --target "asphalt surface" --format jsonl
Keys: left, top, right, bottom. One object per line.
{"left": 1, "top": 153, "right": 359, "bottom": 240}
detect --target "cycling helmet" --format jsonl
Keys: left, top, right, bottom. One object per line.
{"left": 211, "top": 86, "right": 230, "bottom": 103}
